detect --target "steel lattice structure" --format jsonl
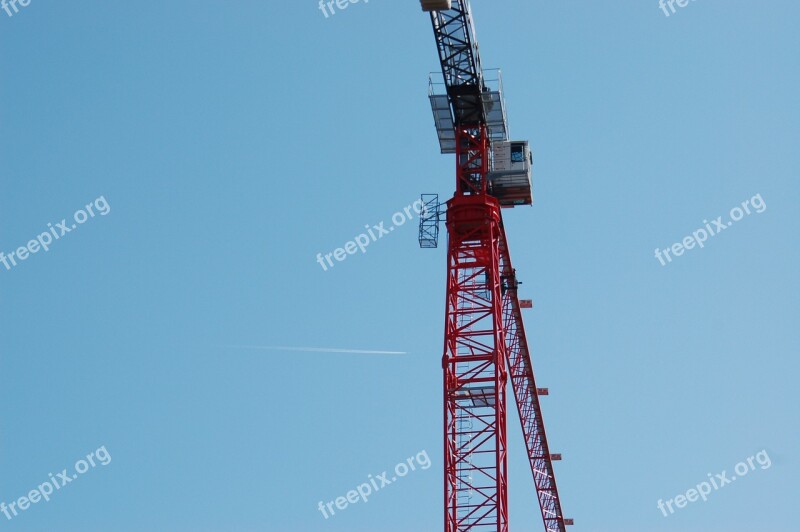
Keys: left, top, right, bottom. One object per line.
{"left": 443, "top": 185, "right": 508, "bottom": 530}
{"left": 420, "top": 1, "right": 570, "bottom": 531}
{"left": 499, "top": 227, "right": 568, "bottom": 532}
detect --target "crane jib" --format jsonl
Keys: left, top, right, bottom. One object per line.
{"left": 427, "top": 0, "right": 487, "bottom": 127}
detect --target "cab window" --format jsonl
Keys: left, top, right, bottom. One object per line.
{"left": 511, "top": 144, "right": 524, "bottom": 163}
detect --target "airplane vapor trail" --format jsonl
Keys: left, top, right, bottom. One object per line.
{"left": 225, "top": 345, "right": 407, "bottom": 355}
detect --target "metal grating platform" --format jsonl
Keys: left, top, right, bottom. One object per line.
{"left": 428, "top": 70, "right": 509, "bottom": 154}
{"left": 418, "top": 193, "right": 441, "bottom": 248}
{"left": 429, "top": 91, "right": 457, "bottom": 154}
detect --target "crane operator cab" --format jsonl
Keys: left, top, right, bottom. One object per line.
{"left": 487, "top": 140, "right": 533, "bottom": 207}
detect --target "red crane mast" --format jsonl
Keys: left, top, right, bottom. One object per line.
{"left": 417, "top": 2, "right": 571, "bottom": 531}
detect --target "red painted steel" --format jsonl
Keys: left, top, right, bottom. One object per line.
{"left": 443, "top": 125, "right": 508, "bottom": 532}
{"left": 440, "top": 125, "right": 568, "bottom": 531}
{"left": 428, "top": 6, "right": 569, "bottom": 528}
{"left": 499, "top": 225, "right": 568, "bottom": 532}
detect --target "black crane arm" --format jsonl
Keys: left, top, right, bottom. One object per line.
{"left": 425, "top": 0, "right": 487, "bottom": 126}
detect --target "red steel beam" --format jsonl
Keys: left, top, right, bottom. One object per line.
{"left": 443, "top": 125, "right": 508, "bottom": 532}
{"left": 498, "top": 225, "right": 568, "bottom": 532}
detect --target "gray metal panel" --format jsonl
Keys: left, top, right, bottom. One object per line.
{"left": 483, "top": 90, "right": 508, "bottom": 143}
{"left": 420, "top": 0, "right": 452, "bottom": 11}
{"left": 429, "top": 94, "right": 457, "bottom": 154}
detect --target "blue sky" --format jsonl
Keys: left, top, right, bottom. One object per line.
{"left": 1, "top": 1, "right": 798, "bottom": 531}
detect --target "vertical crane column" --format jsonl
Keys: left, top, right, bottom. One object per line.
{"left": 422, "top": 1, "right": 569, "bottom": 530}
{"left": 443, "top": 123, "right": 508, "bottom": 532}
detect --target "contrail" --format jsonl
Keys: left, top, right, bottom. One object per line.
{"left": 225, "top": 345, "right": 407, "bottom": 355}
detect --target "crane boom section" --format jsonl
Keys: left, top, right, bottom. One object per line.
{"left": 499, "top": 229, "right": 568, "bottom": 532}
{"left": 429, "top": 1, "right": 488, "bottom": 126}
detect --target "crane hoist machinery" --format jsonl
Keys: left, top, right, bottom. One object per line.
{"left": 417, "top": 1, "right": 572, "bottom": 531}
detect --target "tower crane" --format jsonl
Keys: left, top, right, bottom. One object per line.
{"left": 417, "top": 2, "right": 572, "bottom": 531}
